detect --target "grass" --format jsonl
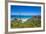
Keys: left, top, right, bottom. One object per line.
{"left": 11, "top": 17, "right": 41, "bottom": 28}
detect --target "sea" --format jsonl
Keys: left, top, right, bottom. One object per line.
{"left": 11, "top": 15, "right": 32, "bottom": 18}
{"left": 11, "top": 15, "right": 32, "bottom": 22}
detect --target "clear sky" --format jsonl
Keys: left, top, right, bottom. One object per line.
{"left": 11, "top": 5, "right": 41, "bottom": 16}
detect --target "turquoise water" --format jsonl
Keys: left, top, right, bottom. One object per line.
{"left": 11, "top": 15, "right": 32, "bottom": 19}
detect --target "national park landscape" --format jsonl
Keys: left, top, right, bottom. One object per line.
{"left": 11, "top": 5, "right": 41, "bottom": 28}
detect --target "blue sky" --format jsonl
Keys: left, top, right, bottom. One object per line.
{"left": 11, "top": 5, "right": 41, "bottom": 16}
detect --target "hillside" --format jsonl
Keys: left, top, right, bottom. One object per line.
{"left": 11, "top": 16, "right": 41, "bottom": 28}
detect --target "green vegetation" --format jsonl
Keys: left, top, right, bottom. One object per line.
{"left": 11, "top": 16, "right": 41, "bottom": 28}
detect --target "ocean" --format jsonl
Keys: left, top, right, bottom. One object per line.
{"left": 11, "top": 15, "right": 32, "bottom": 22}
{"left": 11, "top": 15, "right": 32, "bottom": 19}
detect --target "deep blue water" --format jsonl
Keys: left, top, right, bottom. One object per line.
{"left": 11, "top": 15, "right": 32, "bottom": 19}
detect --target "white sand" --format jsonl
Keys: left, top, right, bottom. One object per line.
{"left": 18, "top": 18, "right": 29, "bottom": 23}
